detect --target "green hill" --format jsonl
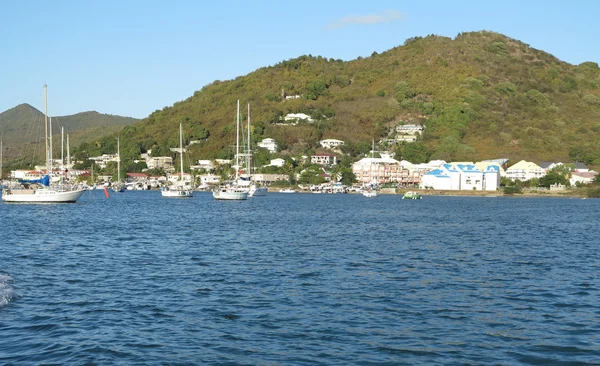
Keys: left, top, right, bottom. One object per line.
{"left": 0, "top": 103, "right": 139, "bottom": 165}
{"left": 65, "top": 31, "right": 600, "bottom": 170}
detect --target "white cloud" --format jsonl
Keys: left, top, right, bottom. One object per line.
{"left": 326, "top": 10, "right": 404, "bottom": 30}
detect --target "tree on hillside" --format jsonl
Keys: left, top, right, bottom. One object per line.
{"left": 401, "top": 142, "right": 432, "bottom": 163}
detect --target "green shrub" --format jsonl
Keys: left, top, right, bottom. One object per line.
{"left": 504, "top": 186, "right": 522, "bottom": 194}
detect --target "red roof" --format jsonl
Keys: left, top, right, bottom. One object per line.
{"left": 126, "top": 173, "right": 148, "bottom": 177}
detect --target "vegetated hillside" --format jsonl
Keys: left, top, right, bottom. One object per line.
{"left": 0, "top": 103, "right": 139, "bottom": 163}
{"left": 76, "top": 31, "right": 600, "bottom": 170}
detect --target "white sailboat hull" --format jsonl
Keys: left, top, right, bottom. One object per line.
{"left": 249, "top": 186, "right": 268, "bottom": 197}
{"left": 362, "top": 190, "right": 379, "bottom": 198}
{"left": 212, "top": 189, "right": 248, "bottom": 200}
{"left": 161, "top": 187, "right": 193, "bottom": 198}
{"left": 1, "top": 187, "right": 86, "bottom": 203}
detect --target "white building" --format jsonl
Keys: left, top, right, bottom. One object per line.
{"left": 257, "top": 138, "right": 278, "bottom": 153}
{"left": 268, "top": 158, "right": 285, "bottom": 167}
{"left": 352, "top": 157, "right": 421, "bottom": 186}
{"left": 395, "top": 135, "right": 418, "bottom": 143}
{"left": 192, "top": 160, "right": 215, "bottom": 171}
{"left": 166, "top": 171, "right": 193, "bottom": 183}
{"left": 284, "top": 113, "right": 314, "bottom": 123}
{"left": 420, "top": 163, "right": 500, "bottom": 191}
{"left": 89, "top": 154, "right": 118, "bottom": 169}
{"left": 253, "top": 173, "right": 289, "bottom": 184}
{"left": 198, "top": 174, "right": 221, "bottom": 185}
{"left": 570, "top": 170, "right": 598, "bottom": 185}
{"left": 146, "top": 156, "right": 174, "bottom": 171}
{"left": 319, "top": 139, "right": 345, "bottom": 149}
{"left": 396, "top": 124, "right": 424, "bottom": 135}
{"left": 505, "top": 160, "right": 546, "bottom": 181}
{"left": 311, "top": 154, "right": 338, "bottom": 166}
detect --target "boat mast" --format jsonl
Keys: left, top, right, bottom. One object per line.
{"left": 67, "top": 135, "right": 70, "bottom": 168}
{"left": 235, "top": 99, "right": 240, "bottom": 180}
{"left": 61, "top": 127, "right": 64, "bottom": 169}
{"left": 0, "top": 135, "right": 3, "bottom": 182}
{"left": 49, "top": 117, "right": 53, "bottom": 177}
{"left": 179, "top": 123, "right": 184, "bottom": 182}
{"left": 117, "top": 136, "right": 121, "bottom": 183}
{"left": 44, "top": 85, "right": 50, "bottom": 177}
{"left": 247, "top": 103, "right": 251, "bottom": 178}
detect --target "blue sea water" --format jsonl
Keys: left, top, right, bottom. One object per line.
{"left": 1, "top": 191, "right": 599, "bottom": 365}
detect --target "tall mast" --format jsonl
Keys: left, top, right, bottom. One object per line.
{"left": 61, "top": 127, "right": 64, "bottom": 169}
{"left": 44, "top": 85, "right": 50, "bottom": 176}
{"left": 117, "top": 136, "right": 121, "bottom": 182}
{"left": 235, "top": 99, "right": 240, "bottom": 180}
{"left": 179, "top": 123, "right": 184, "bottom": 182}
{"left": 67, "top": 135, "right": 70, "bottom": 167}
{"left": 247, "top": 103, "right": 251, "bottom": 177}
{"left": 0, "top": 135, "right": 3, "bottom": 181}
{"left": 49, "top": 117, "right": 53, "bottom": 175}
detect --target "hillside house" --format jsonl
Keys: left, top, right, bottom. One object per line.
{"left": 257, "top": 138, "right": 278, "bottom": 153}
{"left": 191, "top": 160, "right": 214, "bottom": 171}
{"left": 268, "top": 158, "right": 285, "bottom": 167}
{"left": 396, "top": 124, "right": 424, "bottom": 135}
{"left": 319, "top": 139, "right": 345, "bottom": 149}
{"left": 283, "top": 113, "right": 314, "bottom": 123}
{"left": 145, "top": 156, "right": 174, "bottom": 172}
{"left": 311, "top": 154, "right": 338, "bottom": 166}
{"left": 89, "top": 154, "right": 118, "bottom": 169}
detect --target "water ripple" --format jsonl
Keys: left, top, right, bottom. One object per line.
{"left": 1, "top": 192, "right": 600, "bottom": 364}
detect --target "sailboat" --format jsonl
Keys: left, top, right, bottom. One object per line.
{"left": 1, "top": 85, "right": 86, "bottom": 203}
{"left": 111, "top": 137, "right": 126, "bottom": 192}
{"left": 245, "top": 103, "right": 268, "bottom": 197}
{"left": 213, "top": 100, "right": 249, "bottom": 200}
{"left": 362, "top": 140, "right": 380, "bottom": 197}
{"left": 162, "top": 123, "right": 193, "bottom": 198}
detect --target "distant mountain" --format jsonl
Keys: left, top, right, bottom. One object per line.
{"left": 0, "top": 103, "right": 139, "bottom": 162}
{"left": 42, "top": 31, "right": 600, "bottom": 171}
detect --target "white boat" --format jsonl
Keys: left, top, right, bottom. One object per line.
{"left": 362, "top": 189, "right": 379, "bottom": 198}
{"left": 213, "top": 185, "right": 248, "bottom": 200}
{"left": 162, "top": 124, "right": 193, "bottom": 198}
{"left": 402, "top": 191, "right": 422, "bottom": 200}
{"left": 1, "top": 85, "right": 86, "bottom": 203}
{"left": 214, "top": 100, "right": 248, "bottom": 200}
{"left": 280, "top": 188, "right": 296, "bottom": 193}
{"left": 249, "top": 186, "right": 268, "bottom": 196}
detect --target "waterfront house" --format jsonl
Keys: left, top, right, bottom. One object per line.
{"left": 252, "top": 173, "right": 289, "bottom": 184}
{"left": 505, "top": 160, "right": 546, "bottom": 181}
{"left": 570, "top": 170, "right": 598, "bottom": 185}
{"left": 352, "top": 156, "right": 420, "bottom": 186}
{"left": 126, "top": 172, "right": 148, "bottom": 183}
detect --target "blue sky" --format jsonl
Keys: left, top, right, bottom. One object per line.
{"left": 1, "top": 0, "right": 598, "bottom": 119}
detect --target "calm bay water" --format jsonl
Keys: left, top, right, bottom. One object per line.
{"left": 1, "top": 191, "right": 599, "bottom": 365}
